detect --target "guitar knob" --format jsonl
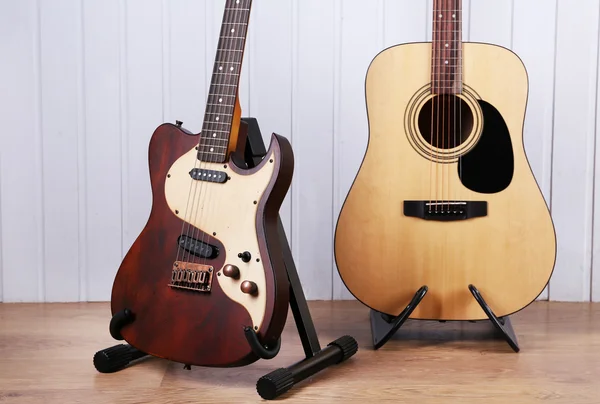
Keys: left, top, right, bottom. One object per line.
{"left": 222, "top": 264, "right": 240, "bottom": 279}
{"left": 238, "top": 251, "right": 252, "bottom": 262}
{"left": 241, "top": 280, "right": 258, "bottom": 295}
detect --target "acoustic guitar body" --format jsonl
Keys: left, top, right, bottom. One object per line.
{"left": 334, "top": 42, "right": 556, "bottom": 321}
{"left": 111, "top": 121, "right": 293, "bottom": 367}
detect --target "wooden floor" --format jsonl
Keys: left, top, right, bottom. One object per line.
{"left": 0, "top": 301, "right": 599, "bottom": 403}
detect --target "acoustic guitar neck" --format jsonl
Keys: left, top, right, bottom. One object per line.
{"left": 432, "top": 0, "right": 463, "bottom": 95}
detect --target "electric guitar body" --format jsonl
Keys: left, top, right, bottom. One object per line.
{"left": 110, "top": 0, "right": 294, "bottom": 367}
{"left": 334, "top": 1, "right": 556, "bottom": 321}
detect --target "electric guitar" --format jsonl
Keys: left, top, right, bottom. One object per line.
{"left": 334, "top": 0, "right": 556, "bottom": 321}
{"left": 110, "top": 0, "right": 294, "bottom": 367}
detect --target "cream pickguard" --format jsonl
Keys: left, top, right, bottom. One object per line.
{"left": 164, "top": 145, "right": 277, "bottom": 330}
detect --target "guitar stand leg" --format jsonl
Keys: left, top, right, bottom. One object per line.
{"left": 257, "top": 335, "right": 358, "bottom": 400}
{"left": 242, "top": 117, "right": 358, "bottom": 400}
{"left": 93, "top": 344, "right": 149, "bottom": 373}
{"left": 93, "top": 309, "right": 150, "bottom": 373}
{"left": 468, "top": 284, "right": 520, "bottom": 352}
{"left": 369, "top": 286, "right": 428, "bottom": 349}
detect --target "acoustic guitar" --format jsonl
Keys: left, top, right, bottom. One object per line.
{"left": 110, "top": 0, "right": 294, "bottom": 367}
{"left": 334, "top": 0, "right": 556, "bottom": 321}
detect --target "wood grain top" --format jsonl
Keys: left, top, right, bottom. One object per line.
{"left": 0, "top": 301, "right": 598, "bottom": 403}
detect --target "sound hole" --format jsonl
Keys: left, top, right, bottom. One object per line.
{"left": 417, "top": 94, "right": 474, "bottom": 149}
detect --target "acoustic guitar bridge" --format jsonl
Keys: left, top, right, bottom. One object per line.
{"left": 403, "top": 200, "right": 487, "bottom": 221}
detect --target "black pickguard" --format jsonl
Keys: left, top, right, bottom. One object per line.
{"left": 458, "top": 100, "right": 514, "bottom": 193}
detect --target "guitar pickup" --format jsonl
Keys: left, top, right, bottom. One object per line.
{"left": 403, "top": 200, "right": 487, "bottom": 221}
{"left": 189, "top": 168, "right": 228, "bottom": 184}
{"left": 177, "top": 235, "right": 219, "bottom": 259}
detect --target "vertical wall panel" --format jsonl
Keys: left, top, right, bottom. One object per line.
{"left": 248, "top": 0, "right": 293, "bottom": 236}
{"left": 1, "top": 0, "right": 600, "bottom": 302}
{"left": 384, "top": 0, "right": 428, "bottom": 47}
{"left": 0, "top": 154, "right": 3, "bottom": 302}
{"left": 122, "top": 0, "right": 164, "bottom": 253}
{"left": 513, "top": 0, "right": 558, "bottom": 301}
{"left": 38, "top": 0, "right": 81, "bottom": 301}
{"left": 593, "top": 4, "right": 600, "bottom": 303}
{"left": 168, "top": 0, "right": 206, "bottom": 132}
{"left": 83, "top": 0, "right": 123, "bottom": 301}
{"left": 0, "top": 0, "right": 44, "bottom": 302}
{"left": 290, "top": 0, "right": 335, "bottom": 299}
{"left": 333, "top": 0, "right": 384, "bottom": 299}
{"left": 550, "top": 0, "right": 598, "bottom": 301}
{"left": 469, "top": 0, "right": 513, "bottom": 46}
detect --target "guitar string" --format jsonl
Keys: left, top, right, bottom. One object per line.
{"left": 455, "top": 0, "right": 459, "bottom": 207}
{"left": 452, "top": 0, "right": 456, "bottom": 209}
{"left": 430, "top": 0, "right": 436, "bottom": 213}
{"left": 172, "top": 2, "right": 235, "bottom": 269}
{"left": 197, "top": 0, "right": 249, "bottom": 270}
{"left": 436, "top": 0, "right": 441, "bottom": 213}
{"left": 456, "top": 0, "right": 462, "bottom": 205}
{"left": 446, "top": 0, "right": 451, "bottom": 213}
{"left": 199, "top": 0, "right": 250, "bottom": 271}
{"left": 177, "top": 1, "right": 237, "bottom": 274}
{"left": 196, "top": 0, "right": 236, "bottom": 269}
{"left": 442, "top": 0, "right": 447, "bottom": 213}
{"left": 192, "top": 0, "right": 242, "bottom": 270}
{"left": 177, "top": 0, "right": 230, "bottom": 270}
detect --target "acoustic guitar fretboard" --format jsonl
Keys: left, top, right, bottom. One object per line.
{"left": 431, "top": 0, "right": 462, "bottom": 94}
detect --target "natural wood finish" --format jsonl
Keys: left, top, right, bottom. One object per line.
{"left": 0, "top": 301, "right": 598, "bottom": 403}
{"left": 111, "top": 123, "right": 293, "bottom": 368}
{"left": 227, "top": 98, "right": 246, "bottom": 157}
{"left": 335, "top": 43, "right": 556, "bottom": 320}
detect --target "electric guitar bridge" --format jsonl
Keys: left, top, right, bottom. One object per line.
{"left": 169, "top": 261, "right": 214, "bottom": 293}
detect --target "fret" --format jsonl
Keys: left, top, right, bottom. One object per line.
{"left": 207, "top": 103, "right": 235, "bottom": 107}
{"left": 200, "top": 137, "right": 229, "bottom": 143}
{"left": 197, "top": 154, "right": 227, "bottom": 164}
{"left": 202, "top": 122, "right": 231, "bottom": 136}
{"left": 198, "top": 144, "right": 228, "bottom": 150}
{"left": 203, "top": 123, "right": 234, "bottom": 131}
{"left": 196, "top": 151, "right": 225, "bottom": 156}
{"left": 208, "top": 85, "right": 237, "bottom": 95}
{"left": 205, "top": 112, "right": 235, "bottom": 117}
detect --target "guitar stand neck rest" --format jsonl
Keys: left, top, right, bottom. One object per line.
{"left": 93, "top": 117, "right": 358, "bottom": 400}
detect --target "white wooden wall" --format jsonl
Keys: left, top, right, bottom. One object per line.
{"left": 0, "top": 0, "right": 597, "bottom": 302}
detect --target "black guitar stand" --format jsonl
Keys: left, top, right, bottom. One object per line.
{"left": 93, "top": 117, "right": 358, "bottom": 400}
{"left": 370, "top": 284, "right": 519, "bottom": 352}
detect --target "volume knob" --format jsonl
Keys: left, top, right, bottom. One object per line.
{"left": 241, "top": 280, "right": 258, "bottom": 295}
{"left": 222, "top": 264, "right": 240, "bottom": 279}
